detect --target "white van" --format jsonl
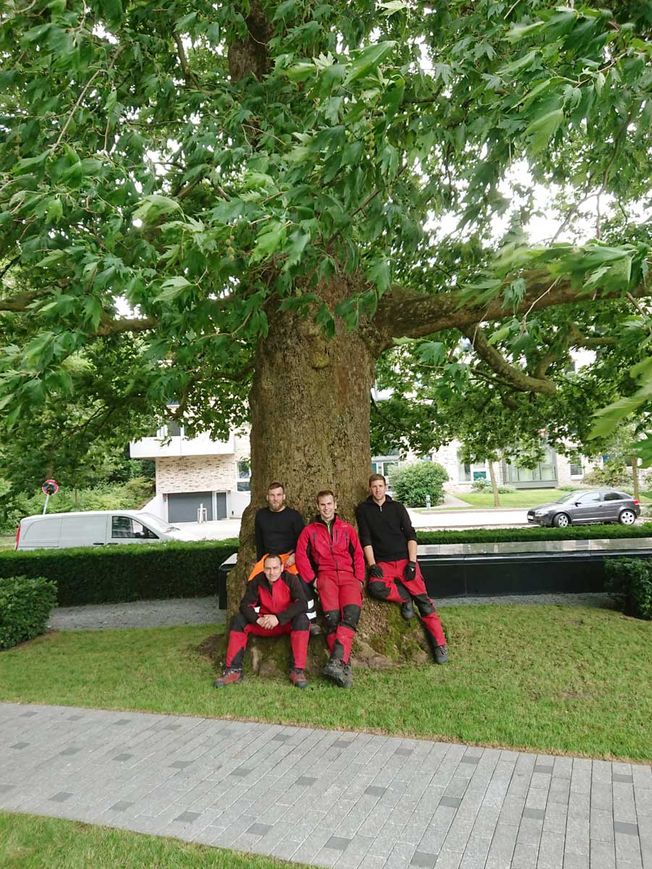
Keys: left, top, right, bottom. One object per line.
{"left": 15, "top": 510, "right": 203, "bottom": 551}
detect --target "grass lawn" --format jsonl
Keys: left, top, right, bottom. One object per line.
{"left": 0, "top": 606, "right": 650, "bottom": 761}
{"left": 0, "top": 534, "right": 15, "bottom": 550}
{"left": 452, "top": 489, "right": 568, "bottom": 508}
{"left": 0, "top": 811, "right": 312, "bottom": 868}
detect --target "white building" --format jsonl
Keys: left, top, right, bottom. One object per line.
{"left": 130, "top": 423, "right": 251, "bottom": 521}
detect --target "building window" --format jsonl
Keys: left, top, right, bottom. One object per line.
{"left": 371, "top": 457, "right": 400, "bottom": 484}
{"left": 237, "top": 458, "right": 251, "bottom": 492}
{"left": 458, "top": 454, "right": 487, "bottom": 482}
{"left": 570, "top": 461, "right": 583, "bottom": 477}
{"left": 166, "top": 420, "right": 182, "bottom": 437}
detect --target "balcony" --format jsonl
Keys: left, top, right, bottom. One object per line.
{"left": 130, "top": 428, "right": 235, "bottom": 459}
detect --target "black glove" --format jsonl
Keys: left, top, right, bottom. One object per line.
{"left": 403, "top": 561, "right": 417, "bottom": 581}
{"left": 368, "top": 564, "right": 384, "bottom": 579}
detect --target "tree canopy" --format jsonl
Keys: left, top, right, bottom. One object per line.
{"left": 1, "top": 0, "right": 652, "bottom": 493}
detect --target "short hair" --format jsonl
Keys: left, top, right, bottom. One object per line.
{"left": 267, "top": 481, "right": 285, "bottom": 492}
{"left": 263, "top": 553, "right": 282, "bottom": 566}
{"left": 316, "top": 489, "right": 335, "bottom": 501}
{"left": 369, "top": 473, "right": 386, "bottom": 485}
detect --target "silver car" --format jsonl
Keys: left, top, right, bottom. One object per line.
{"left": 526, "top": 489, "right": 641, "bottom": 528}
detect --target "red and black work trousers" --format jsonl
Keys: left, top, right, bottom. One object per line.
{"left": 317, "top": 572, "right": 363, "bottom": 664}
{"left": 367, "top": 559, "right": 446, "bottom": 647}
{"left": 225, "top": 612, "right": 310, "bottom": 671}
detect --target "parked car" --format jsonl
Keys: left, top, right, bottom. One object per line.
{"left": 526, "top": 489, "right": 640, "bottom": 528}
{"left": 15, "top": 510, "right": 204, "bottom": 551}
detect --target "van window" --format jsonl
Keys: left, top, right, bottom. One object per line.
{"left": 111, "top": 516, "right": 159, "bottom": 539}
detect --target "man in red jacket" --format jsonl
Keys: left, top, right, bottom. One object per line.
{"left": 214, "top": 554, "right": 310, "bottom": 688}
{"left": 295, "top": 490, "right": 365, "bottom": 689}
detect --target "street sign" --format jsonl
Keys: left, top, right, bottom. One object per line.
{"left": 41, "top": 479, "right": 59, "bottom": 514}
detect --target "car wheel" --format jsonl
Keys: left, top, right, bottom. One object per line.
{"left": 553, "top": 513, "right": 570, "bottom": 528}
{"left": 619, "top": 509, "right": 636, "bottom": 526}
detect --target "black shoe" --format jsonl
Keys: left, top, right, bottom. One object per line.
{"left": 339, "top": 663, "right": 353, "bottom": 689}
{"left": 322, "top": 657, "right": 344, "bottom": 684}
{"left": 289, "top": 668, "right": 308, "bottom": 688}
{"left": 400, "top": 600, "right": 415, "bottom": 620}
{"left": 434, "top": 644, "right": 449, "bottom": 664}
{"left": 309, "top": 622, "right": 322, "bottom": 636}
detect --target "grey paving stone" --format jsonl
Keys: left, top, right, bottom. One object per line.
{"left": 614, "top": 774, "right": 634, "bottom": 783}
{"left": 113, "top": 753, "right": 134, "bottom": 762}
{"left": 614, "top": 821, "right": 639, "bottom": 836}
{"left": 230, "top": 767, "right": 252, "bottom": 777}
{"left": 110, "top": 800, "right": 134, "bottom": 812}
{"left": 410, "top": 850, "right": 438, "bottom": 867}
{"left": 174, "top": 810, "right": 201, "bottom": 823}
{"left": 365, "top": 786, "right": 386, "bottom": 797}
{"left": 440, "top": 797, "right": 461, "bottom": 809}
{"left": 534, "top": 764, "right": 554, "bottom": 774}
{"left": 523, "top": 808, "right": 545, "bottom": 820}
{"left": 49, "top": 792, "right": 73, "bottom": 802}
{"left": 170, "top": 761, "right": 193, "bottom": 769}
{"left": 460, "top": 756, "right": 480, "bottom": 765}
{"left": 10, "top": 743, "right": 29, "bottom": 750}
{"left": 396, "top": 748, "right": 414, "bottom": 757}
{"left": 0, "top": 786, "right": 14, "bottom": 794}
{"left": 272, "top": 734, "right": 291, "bottom": 742}
{"left": 59, "top": 746, "right": 81, "bottom": 756}
{"left": 247, "top": 822, "right": 272, "bottom": 836}
{"left": 589, "top": 840, "right": 616, "bottom": 869}
{"left": 325, "top": 835, "right": 352, "bottom": 851}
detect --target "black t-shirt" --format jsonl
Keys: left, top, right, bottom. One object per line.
{"left": 254, "top": 507, "right": 305, "bottom": 559}
{"left": 355, "top": 495, "right": 416, "bottom": 562}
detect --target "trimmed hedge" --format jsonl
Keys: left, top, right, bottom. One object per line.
{"left": 417, "top": 524, "right": 652, "bottom": 545}
{"left": 2, "top": 524, "right": 651, "bottom": 608}
{"left": 605, "top": 559, "right": 652, "bottom": 620}
{"left": 0, "top": 540, "right": 238, "bottom": 607}
{"left": 0, "top": 575, "right": 57, "bottom": 650}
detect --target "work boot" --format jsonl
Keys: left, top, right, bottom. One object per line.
{"left": 400, "top": 600, "right": 415, "bottom": 620}
{"left": 434, "top": 644, "right": 449, "bottom": 665}
{"left": 322, "top": 656, "right": 344, "bottom": 684}
{"left": 339, "top": 663, "right": 353, "bottom": 689}
{"left": 289, "top": 669, "right": 308, "bottom": 689}
{"left": 214, "top": 668, "right": 243, "bottom": 687}
{"left": 309, "top": 622, "right": 322, "bottom": 636}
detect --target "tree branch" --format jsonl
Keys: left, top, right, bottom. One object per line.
{"left": 96, "top": 316, "right": 157, "bottom": 336}
{"left": 0, "top": 290, "right": 40, "bottom": 312}
{"left": 463, "top": 323, "right": 556, "bottom": 395}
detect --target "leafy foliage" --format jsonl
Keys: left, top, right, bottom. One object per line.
{"left": 390, "top": 461, "right": 448, "bottom": 507}
{"left": 1, "top": 1, "right": 651, "bottom": 484}
{"left": 0, "top": 575, "right": 57, "bottom": 650}
{"left": 0, "top": 540, "right": 237, "bottom": 606}
{"left": 605, "top": 558, "right": 652, "bottom": 620}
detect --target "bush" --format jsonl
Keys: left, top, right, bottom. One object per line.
{"left": 416, "top": 523, "right": 652, "bottom": 545}
{"left": 391, "top": 461, "right": 448, "bottom": 507}
{"left": 471, "top": 478, "right": 490, "bottom": 491}
{"left": 583, "top": 465, "right": 632, "bottom": 489}
{"left": 497, "top": 486, "right": 515, "bottom": 494}
{"left": 604, "top": 558, "right": 652, "bottom": 620}
{"left": 0, "top": 539, "right": 238, "bottom": 607}
{"left": 0, "top": 575, "right": 57, "bottom": 650}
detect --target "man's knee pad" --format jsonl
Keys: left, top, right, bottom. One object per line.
{"left": 230, "top": 613, "right": 248, "bottom": 631}
{"left": 342, "top": 604, "right": 361, "bottom": 630}
{"left": 323, "top": 609, "right": 340, "bottom": 634}
{"left": 367, "top": 580, "right": 389, "bottom": 600}
{"left": 414, "top": 594, "right": 435, "bottom": 616}
{"left": 291, "top": 612, "right": 310, "bottom": 631}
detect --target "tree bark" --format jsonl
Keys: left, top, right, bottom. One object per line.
{"left": 488, "top": 461, "right": 500, "bottom": 508}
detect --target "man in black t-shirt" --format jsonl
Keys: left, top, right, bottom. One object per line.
{"left": 248, "top": 482, "right": 319, "bottom": 633}
{"left": 356, "top": 474, "right": 448, "bottom": 664}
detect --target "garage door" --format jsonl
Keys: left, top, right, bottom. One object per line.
{"left": 168, "top": 492, "right": 214, "bottom": 523}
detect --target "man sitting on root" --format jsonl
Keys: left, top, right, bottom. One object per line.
{"left": 214, "top": 554, "right": 310, "bottom": 689}
{"left": 296, "top": 490, "right": 365, "bottom": 689}
{"left": 356, "top": 473, "right": 448, "bottom": 665}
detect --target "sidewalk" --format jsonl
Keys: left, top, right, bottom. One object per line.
{"left": 1, "top": 702, "right": 650, "bottom": 869}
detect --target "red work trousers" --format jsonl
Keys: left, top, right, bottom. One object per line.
{"left": 225, "top": 620, "right": 309, "bottom": 670}
{"left": 317, "top": 571, "right": 363, "bottom": 664}
{"left": 373, "top": 559, "right": 446, "bottom": 647}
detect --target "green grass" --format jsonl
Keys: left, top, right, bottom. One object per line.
{"left": 0, "top": 534, "right": 15, "bottom": 550}
{"left": 453, "top": 489, "right": 569, "bottom": 508}
{"left": 0, "top": 811, "right": 312, "bottom": 868}
{"left": 0, "top": 607, "right": 650, "bottom": 760}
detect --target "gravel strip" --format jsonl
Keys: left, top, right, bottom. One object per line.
{"left": 49, "top": 592, "right": 612, "bottom": 631}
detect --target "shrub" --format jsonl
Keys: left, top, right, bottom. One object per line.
{"left": 0, "top": 539, "right": 238, "bottom": 607}
{"left": 604, "top": 558, "right": 652, "bottom": 620}
{"left": 583, "top": 465, "right": 632, "bottom": 489}
{"left": 391, "top": 462, "right": 448, "bottom": 507}
{"left": 416, "top": 523, "right": 652, "bottom": 545}
{"left": 497, "top": 486, "right": 515, "bottom": 494}
{"left": 471, "top": 478, "right": 490, "bottom": 492}
{"left": 0, "top": 575, "right": 57, "bottom": 650}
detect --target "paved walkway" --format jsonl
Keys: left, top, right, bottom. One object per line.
{"left": 1, "top": 703, "right": 649, "bottom": 868}
{"left": 48, "top": 594, "right": 613, "bottom": 631}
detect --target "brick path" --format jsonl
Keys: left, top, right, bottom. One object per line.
{"left": 1, "top": 703, "right": 650, "bottom": 868}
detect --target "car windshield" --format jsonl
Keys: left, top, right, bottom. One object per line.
{"left": 138, "top": 512, "right": 176, "bottom": 533}
{"left": 553, "top": 491, "right": 584, "bottom": 503}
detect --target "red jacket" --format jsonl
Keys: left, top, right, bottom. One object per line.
{"left": 239, "top": 571, "right": 307, "bottom": 625}
{"left": 295, "top": 515, "right": 365, "bottom": 583}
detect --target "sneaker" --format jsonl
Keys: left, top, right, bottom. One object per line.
{"left": 289, "top": 669, "right": 308, "bottom": 689}
{"left": 322, "top": 657, "right": 344, "bottom": 683}
{"left": 309, "top": 622, "right": 322, "bottom": 636}
{"left": 213, "top": 668, "right": 243, "bottom": 688}
{"left": 400, "top": 600, "right": 415, "bottom": 620}
{"left": 339, "top": 663, "right": 353, "bottom": 689}
{"left": 434, "top": 644, "right": 449, "bottom": 665}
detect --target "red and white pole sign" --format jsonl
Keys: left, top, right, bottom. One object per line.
{"left": 42, "top": 479, "right": 59, "bottom": 513}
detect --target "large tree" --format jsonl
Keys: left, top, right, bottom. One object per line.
{"left": 1, "top": 1, "right": 651, "bottom": 627}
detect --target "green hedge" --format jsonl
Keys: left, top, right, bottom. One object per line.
{"left": 604, "top": 558, "right": 652, "bottom": 620}
{"left": 417, "top": 524, "right": 652, "bottom": 545}
{"left": 0, "top": 540, "right": 238, "bottom": 607}
{"left": 0, "top": 575, "right": 58, "bottom": 650}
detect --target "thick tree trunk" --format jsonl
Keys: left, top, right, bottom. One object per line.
{"left": 219, "top": 285, "right": 432, "bottom": 675}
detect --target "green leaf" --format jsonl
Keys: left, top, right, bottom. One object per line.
{"left": 250, "top": 222, "right": 287, "bottom": 264}
{"left": 156, "top": 276, "right": 192, "bottom": 302}
{"left": 525, "top": 108, "right": 564, "bottom": 152}
{"left": 133, "top": 195, "right": 182, "bottom": 224}
{"left": 368, "top": 258, "right": 391, "bottom": 293}
{"left": 283, "top": 230, "right": 310, "bottom": 270}
{"left": 345, "top": 41, "right": 396, "bottom": 85}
